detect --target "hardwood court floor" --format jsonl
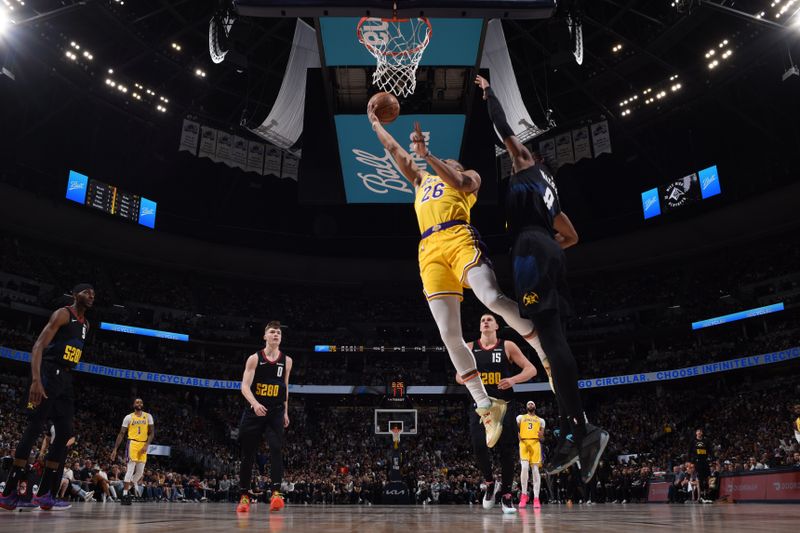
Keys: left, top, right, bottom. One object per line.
{"left": 1, "top": 502, "right": 798, "bottom": 532}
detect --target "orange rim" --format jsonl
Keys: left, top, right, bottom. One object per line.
{"left": 356, "top": 17, "right": 432, "bottom": 57}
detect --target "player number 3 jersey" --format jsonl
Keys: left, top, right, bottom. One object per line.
{"left": 517, "top": 414, "right": 544, "bottom": 440}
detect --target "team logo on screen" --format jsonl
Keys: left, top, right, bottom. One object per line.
{"left": 664, "top": 174, "right": 698, "bottom": 209}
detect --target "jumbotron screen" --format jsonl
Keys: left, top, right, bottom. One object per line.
{"left": 66, "top": 170, "right": 157, "bottom": 228}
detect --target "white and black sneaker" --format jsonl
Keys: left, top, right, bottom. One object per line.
{"left": 482, "top": 480, "right": 500, "bottom": 510}
{"left": 500, "top": 493, "right": 517, "bottom": 514}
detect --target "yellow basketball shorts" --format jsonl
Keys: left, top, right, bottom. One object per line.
{"left": 520, "top": 440, "right": 542, "bottom": 465}
{"left": 418, "top": 225, "right": 484, "bottom": 301}
{"left": 127, "top": 440, "right": 148, "bottom": 463}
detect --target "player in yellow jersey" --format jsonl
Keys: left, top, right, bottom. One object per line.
{"left": 110, "top": 398, "right": 154, "bottom": 505}
{"left": 368, "top": 105, "right": 553, "bottom": 448}
{"left": 517, "top": 401, "right": 545, "bottom": 509}
{"left": 793, "top": 404, "right": 800, "bottom": 444}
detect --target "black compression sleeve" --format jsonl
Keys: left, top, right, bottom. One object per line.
{"left": 485, "top": 87, "right": 515, "bottom": 140}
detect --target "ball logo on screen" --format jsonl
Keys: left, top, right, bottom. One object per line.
{"left": 335, "top": 114, "right": 466, "bottom": 203}
{"left": 68, "top": 179, "right": 86, "bottom": 192}
{"left": 701, "top": 172, "right": 717, "bottom": 192}
{"left": 350, "top": 130, "right": 431, "bottom": 195}
{"left": 643, "top": 195, "right": 658, "bottom": 213}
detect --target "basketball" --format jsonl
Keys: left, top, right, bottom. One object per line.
{"left": 369, "top": 92, "right": 400, "bottom": 124}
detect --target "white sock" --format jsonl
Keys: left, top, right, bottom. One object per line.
{"left": 466, "top": 264, "right": 535, "bottom": 336}
{"left": 428, "top": 296, "right": 490, "bottom": 407}
{"left": 532, "top": 465, "right": 541, "bottom": 499}
{"left": 520, "top": 461, "right": 529, "bottom": 495}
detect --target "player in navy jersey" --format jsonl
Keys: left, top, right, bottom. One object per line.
{"left": 0, "top": 283, "right": 94, "bottom": 512}
{"left": 236, "top": 320, "right": 292, "bottom": 514}
{"left": 457, "top": 313, "right": 536, "bottom": 514}
{"left": 476, "top": 75, "right": 609, "bottom": 484}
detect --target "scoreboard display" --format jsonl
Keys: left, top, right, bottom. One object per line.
{"left": 66, "top": 170, "right": 157, "bottom": 228}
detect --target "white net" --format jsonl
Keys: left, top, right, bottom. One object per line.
{"left": 358, "top": 17, "right": 432, "bottom": 97}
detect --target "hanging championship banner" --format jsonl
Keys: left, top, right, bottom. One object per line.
{"left": 539, "top": 138, "right": 556, "bottom": 169}
{"left": 246, "top": 141, "right": 266, "bottom": 174}
{"left": 215, "top": 131, "right": 233, "bottom": 165}
{"left": 591, "top": 120, "right": 612, "bottom": 155}
{"left": 572, "top": 126, "right": 592, "bottom": 162}
{"left": 264, "top": 146, "right": 283, "bottom": 177}
{"left": 231, "top": 136, "right": 248, "bottom": 170}
{"left": 281, "top": 152, "right": 300, "bottom": 180}
{"left": 178, "top": 119, "right": 200, "bottom": 155}
{"left": 198, "top": 126, "right": 217, "bottom": 159}
{"left": 555, "top": 132, "right": 574, "bottom": 167}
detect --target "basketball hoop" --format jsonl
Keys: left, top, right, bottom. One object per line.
{"left": 357, "top": 12, "right": 432, "bottom": 97}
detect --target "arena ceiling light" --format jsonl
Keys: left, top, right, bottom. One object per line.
{"left": 611, "top": 43, "right": 623, "bottom": 53}
{"left": 195, "top": 68, "right": 206, "bottom": 77}
{"left": 705, "top": 38, "right": 732, "bottom": 69}
{"left": 171, "top": 42, "right": 182, "bottom": 52}
{"left": 0, "top": 7, "right": 11, "bottom": 36}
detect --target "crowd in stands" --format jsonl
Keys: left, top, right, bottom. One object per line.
{"left": 1, "top": 364, "right": 798, "bottom": 506}
{"left": 0, "top": 231, "right": 799, "bottom": 505}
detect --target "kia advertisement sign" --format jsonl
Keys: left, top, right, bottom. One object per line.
{"left": 334, "top": 114, "right": 466, "bottom": 203}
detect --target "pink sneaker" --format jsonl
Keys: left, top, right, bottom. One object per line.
{"left": 533, "top": 497, "right": 541, "bottom": 509}
{"left": 518, "top": 493, "right": 529, "bottom": 509}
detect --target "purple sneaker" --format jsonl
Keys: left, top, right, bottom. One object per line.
{"left": 16, "top": 499, "right": 40, "bottom": 512}
{"left": 0, "top": 491, "right": 20, "bottom": 511}
{"left": 33, "top": 492, "right": 71, "bottom": 511}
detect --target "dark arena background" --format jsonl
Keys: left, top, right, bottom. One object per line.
{"left": 1, "top": 1, "right": 799, "bottom": 531}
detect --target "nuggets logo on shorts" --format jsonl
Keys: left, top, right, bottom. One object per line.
{"left": 522, "top": 291, "right": 540, "bottom": 306}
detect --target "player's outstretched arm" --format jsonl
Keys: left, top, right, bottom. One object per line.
{"left": 475, "top": 75, "right": 534, "bottom": 172}
{"left": 367, "top": 105, "right": 424, "bottom": 187}
{"left": 411, "top": 122, "right": 480, "bottom": 194}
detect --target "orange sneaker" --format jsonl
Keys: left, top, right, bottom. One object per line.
{"left": 269, "top": 491, "right": 284, "bottom": 513}
{"left": 236, "top": 493, "right": 251, "bottom": 513}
